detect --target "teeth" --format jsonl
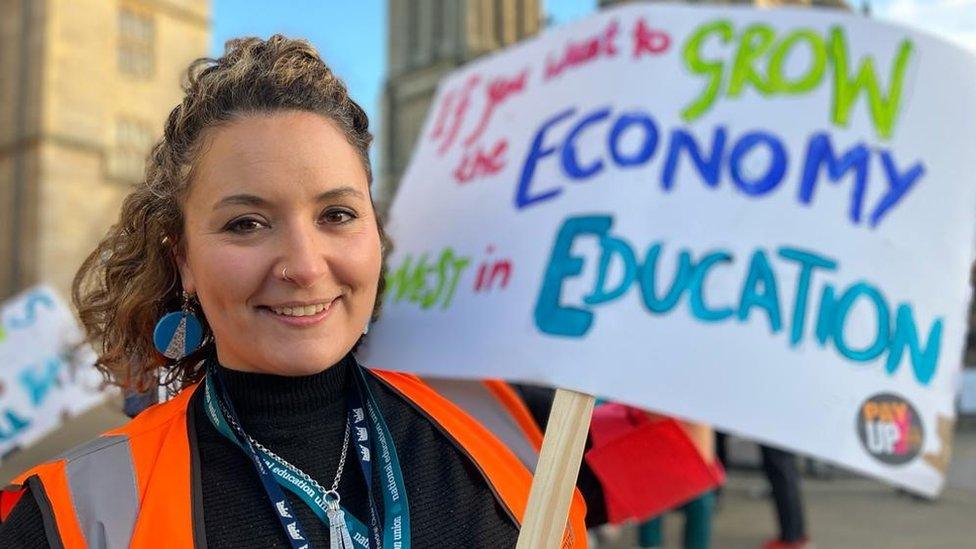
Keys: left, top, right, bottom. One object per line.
{"left": 271, "top": 302, "right": 329, "bottom": 317}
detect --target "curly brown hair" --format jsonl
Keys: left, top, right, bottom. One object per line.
{"left": 72, "top": 35, "right": 391, "bottom": 392}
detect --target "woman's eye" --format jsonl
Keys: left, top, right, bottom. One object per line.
{"left": 224, "top": 217, "right": 266, "bottom": 234}
{"left": 321, "top": 208, "right": 356, "bottom": 225}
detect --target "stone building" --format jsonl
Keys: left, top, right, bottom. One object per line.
{"left": 599, "top": 0, "right": 848, "bottom": 8}
{"left": 0, "top": 0, "right": 210, "bottom": 300}
{"left": 376, "top": 0, "right": 541, "bottom": 211}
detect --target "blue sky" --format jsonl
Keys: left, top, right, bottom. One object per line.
{"left": 211, "top": 0, "right": 597, "bottom": 153}
{"left": 212, "top": 0, "right": 974, "bottom": 163}
{"left": 212, "top": 0, "right": 388, "bottom": 128}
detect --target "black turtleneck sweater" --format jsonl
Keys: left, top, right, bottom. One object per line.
{"left": 0, "top": 357, "right": 519, "bottom": 548}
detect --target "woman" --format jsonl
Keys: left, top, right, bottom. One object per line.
{"left": 0, "top": 36, "right": 586, "bottom": 548}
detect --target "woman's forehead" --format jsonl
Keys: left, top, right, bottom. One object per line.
{"left": 189, "top": 111, "right": 369, "bottom": 207}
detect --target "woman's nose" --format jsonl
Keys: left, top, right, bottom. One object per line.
{"left": 278, "top": 225, "right": 328, "bottom": 288}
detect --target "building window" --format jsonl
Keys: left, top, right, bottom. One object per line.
{"left": 516, "top": 0, "right": 524, "bottom": 40}
{"left": 118, "top": 8, "right": 155, "bottom": 78}
{"left": 431, "top": 0, "right": 443, "bottom": 60}
{"left": 408, "top": 5, "right": 420, "bottom": 68}
{"left": 495, "top": 0, "right": 506, "bottom": 47}
{"left": 111, "top": 117, "right": 154, "bottom": 183}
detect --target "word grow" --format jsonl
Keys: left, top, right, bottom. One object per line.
{"left": 681, "top": 21, "right": 913, "bottom": 140}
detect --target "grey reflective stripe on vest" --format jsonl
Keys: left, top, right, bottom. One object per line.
{"left": 58, "top": 435, "right": 140, "bottom": 549}
{"left": 421, "top": 377, "right": 540, "bottom": 471}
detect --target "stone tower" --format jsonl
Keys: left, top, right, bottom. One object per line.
{"left": 599, "top": 0, "right": 849, "bottom": 8}
{"left": 0, "top": 0, "right": 210, "bottom": 300}
{"left": 377, "top": 0, "right": 541, "bottom": 211}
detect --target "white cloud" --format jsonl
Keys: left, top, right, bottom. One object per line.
{"left": 868, "top": 0, "right": 976, "bottom": 51}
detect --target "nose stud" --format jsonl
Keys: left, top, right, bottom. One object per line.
{"left": 280, "top": 265, "right": 313, "bottom": 288}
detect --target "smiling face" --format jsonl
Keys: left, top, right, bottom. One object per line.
{"left": 177, "top": 110, "right": 382, "bottom": 376}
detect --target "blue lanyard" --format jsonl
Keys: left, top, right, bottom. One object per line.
{"left": 203, "top": 362, "right": 411, "bottom": 549}
{"left": 349, "top": 364, "right": 410, "bottom": 549}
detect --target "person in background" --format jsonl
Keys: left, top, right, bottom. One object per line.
{"left": 758, "top": 445, "right": 811, "bottom": 549}
{"left": 716, "top": 433, "right": 812, "bottom": 549}
{"left": 637, "top": 422, "right": 716, "bottom": 549}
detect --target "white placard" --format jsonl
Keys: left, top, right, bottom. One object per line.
{"left": 0, "top": 286, "right": 108, "bottom": 462}
{"left": 362, "top": 4, "right": 976, "bottom": 496}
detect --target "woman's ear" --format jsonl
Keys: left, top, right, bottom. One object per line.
{"left": 175, "top": 241, "right": 196, "bottom": 294}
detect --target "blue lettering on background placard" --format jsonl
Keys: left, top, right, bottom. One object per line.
{"left": 688, "top": 251, "right": 733, "bottom": 322}
{"left": 534, "top": 215, "right": 943, "bottom": 386}
{"left": 513, "top": 105, "right": 924, "bottom": 228}
{"left": 19, "top": 356, "right": 63, "bottom": 407}
{"left": 534, "top": 215, "right": 612, "bottom": 336}
{"left": 0, "top": 410, "right": 30, "bottom": 442}
{"left": 6, "top": 290, "right": 55, "bottom": 330}
{"left": 640, "top": 244, "right": 693, "bottom": 313}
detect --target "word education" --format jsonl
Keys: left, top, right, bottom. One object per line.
{"left": 535, "top": 215, "right": 942, "bottom": 386}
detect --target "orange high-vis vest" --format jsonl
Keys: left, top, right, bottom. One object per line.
{"left": 421, "top": 378, "right": 548, "bottom": 471}
{"left": 3, "top": 370, "right": 587, "bottom": 548}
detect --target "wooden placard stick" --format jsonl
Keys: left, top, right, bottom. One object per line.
{"left": 516, "top": 388, "right": 596, "bottom": 548}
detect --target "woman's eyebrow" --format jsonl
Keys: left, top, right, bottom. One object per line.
{"left": 212, "top": 186, "right": 365, "bottom": 211}
{"left": 315, "top": 186, "right": 365, "bottom": 202}
{"left": 213, "top": 193, "right": 268, "bottom": 210}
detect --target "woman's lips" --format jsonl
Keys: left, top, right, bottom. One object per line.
{"left": 259, "top": 297, "right": 338, "bottom": 327}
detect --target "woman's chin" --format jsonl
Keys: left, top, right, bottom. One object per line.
{"left": 266, "top": 351, "right": 347, "bottom": 376}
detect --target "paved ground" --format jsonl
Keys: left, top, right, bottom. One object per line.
{"left": 2, "top": 404, "right": 974, "bottom": 548}
{"left": 597, "top": 427, "right": 976, "bottom": 548}
{"left": 595, "top": 472, "right": 976, "bottom": 548}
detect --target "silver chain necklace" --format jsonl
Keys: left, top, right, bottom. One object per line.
{"left": 215, "top": 397, "right": 352, "bottom": 498}
{"left": 215, "top": 395, "right": 359, "bottom": 549}
{"left": 247, "top": 419, "right": 351, "bottom": 497}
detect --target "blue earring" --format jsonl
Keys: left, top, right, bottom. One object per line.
{"left": 153, "top": 291, "right": 204, "bottom": 360}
